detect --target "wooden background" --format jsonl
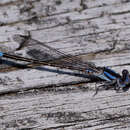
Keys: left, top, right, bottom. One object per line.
{"left": 0, "top": 0, "right": 130, "bottom": 129}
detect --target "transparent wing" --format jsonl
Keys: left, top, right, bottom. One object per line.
{"left": 13, "top": 35, "right": 100, "bottom": 72}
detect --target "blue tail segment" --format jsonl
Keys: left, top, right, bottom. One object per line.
{"left": 86, "top": 68, "right": 94, "bottom": 73}
{"left": 0, "top": 52, "right": 3, "bottom": 57}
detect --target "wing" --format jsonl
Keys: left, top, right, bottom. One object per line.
{"left": 12, "top": 34, "right": 121, "bottom": 81}
{"left": 13, "top": 35, "right": 98, "bottom": 69}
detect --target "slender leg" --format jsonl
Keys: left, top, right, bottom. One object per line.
{"left": 0, "top": 58, "right": 2, "bottom": 64}
{"left": 93, "top": 80, "right": 117, "bottom": 96}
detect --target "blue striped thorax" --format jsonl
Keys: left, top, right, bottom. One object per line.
{"left": 97, "top": 74, "right": 111, "bottom": 81}
{"left": 103, "top": 71, "right": 116, "bottom": 80}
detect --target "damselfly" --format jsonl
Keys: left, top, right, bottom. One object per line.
{"left": 0, "top": 34, "right": 130, "bottom": 93}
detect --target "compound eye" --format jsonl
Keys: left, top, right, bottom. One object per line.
{"left": 122, "top": 69, "right": 128, "bottom": 75}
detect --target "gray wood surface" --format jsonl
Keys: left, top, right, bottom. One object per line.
{"left": 0, "top": 0, "right": 130, "bottom": 129}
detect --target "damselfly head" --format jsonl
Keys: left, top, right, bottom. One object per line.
{"left": 122, "top": 69, "right": 129, "bottom": 81}
{"left": 122, "top": 69, "right": 129, "bottom": 75}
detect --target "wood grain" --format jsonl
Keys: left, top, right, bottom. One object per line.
{"left": 0, "top": 0, "right": 130, "bottom": 129}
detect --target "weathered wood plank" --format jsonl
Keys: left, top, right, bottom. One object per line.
{"left": 0, "top": 0, "right": 130, "bottom": 43}
{"left": 0, "top": 85, "right": 130, "bottom": 129}
{"left": 0, "top": 0, "right": 130, "bottom": 130}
